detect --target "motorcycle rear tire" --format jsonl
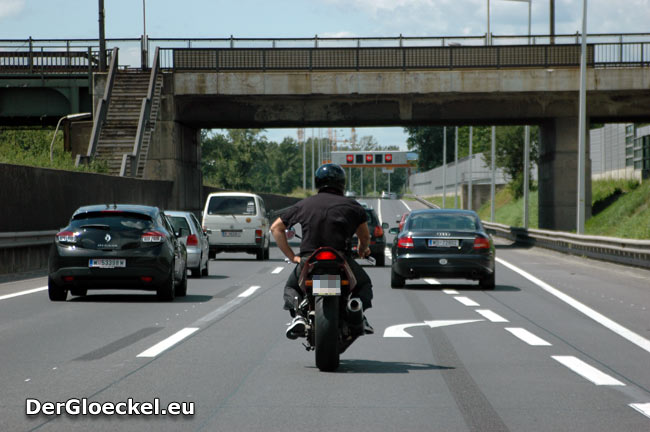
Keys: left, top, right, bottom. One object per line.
{"left": 314, "top": 296, "right": 340, "bottom": 372}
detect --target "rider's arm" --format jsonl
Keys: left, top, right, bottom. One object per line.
{"left": 355, "top": 222, "right": 371, "bottom": 258}
{"left": 270, "top": 217, "right": 301, "bottom": 264}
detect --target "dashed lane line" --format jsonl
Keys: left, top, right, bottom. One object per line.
{"left": 552, "top": 355, "right": 625, "bottom": 386}
{"left": 0, "top": 286, "right": 47, "bottom": 301}
{"left": 271, "top": 267, "right": 284, "bottom": 274}
{"left": 238, "top": 286, "right": 261, "bottom": 297}
{"left": 475, "top": 309, "right": 509, "bottom": 322}
{"left": 136, "top": 327, "right": 200, "bottom": 358}
{"left": 505, "top": 327, "right": 552, "bottom": 346}
{"left": 454, "top": 296, "right": 480, "bottom": 307}
{"left": 497, "top": 257, "right": 650, "bottom": 354}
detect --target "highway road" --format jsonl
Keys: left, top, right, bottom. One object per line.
{"left": 1, "top": 197, "right": 649, "bottom": 431}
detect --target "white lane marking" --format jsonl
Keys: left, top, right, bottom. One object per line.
{"left": 137, "top": 327, "right": 199, "bottom": 358}
{"left": 475, "top": 309, "right": 509, "bottom": 322}
{"left": 505, "top": 327, "right": 552, "bottom": 346}
{"left": 377, "top": 197, "right": 383, "bottom": 225}
{"left": 238, "top": 285, "right": 261, "bottom": 297}
{"left": 454, "top": 296, "right": 480, "bottom": 307}
{"left": 271, "top": 267, "right": 284, "bottom": 274}
{"left": 0, "top": 286, "right": 48, "bottom": 301}
{"left": 497, "top": 257, "right": 650, "bottom": 354}
{"left": 552, "top": 356, "right": 625, "bottom": 386}
{"left": 400, "top": 200, "right": 412, "bottom": 212}
{"left": 424, "top": 278, "right": 440, "bottom": 285}
{"left": 630, "top": 403, "right": 650, "bottom": 419}
{"left": 384, "top": 319, "right": 483, "bottom": 338}
{"left": 443, "top": 289, "right": 459, "bottom": 294}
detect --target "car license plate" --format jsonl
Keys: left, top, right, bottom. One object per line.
{"left": 89, "top": 258, "right": 126, "bottom": 268}
{"left": 222, "top": 230, "right": 242, "bottom": 237}
{"left": 312, "top": 275, "right": 341, "bottom": 296}
{"left": 428, "top": 239, "right": 459, "bottom": 247}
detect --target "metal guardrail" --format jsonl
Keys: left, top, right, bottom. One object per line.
{"left": 411, "top": 195, "right": 650, "bottom": 270}
{"left": 121, "top": 47, "right": 160, "bottom": 177}
{"left": 0, "top": 231, "right": 56, "bottom": 248}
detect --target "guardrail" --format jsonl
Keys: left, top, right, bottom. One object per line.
{"left": 0, "top": 231, "right": 55, "bottom": 275}
{"left": 0, "top": 231, "right": 56, "bottom": 248}
{"left": 410, "top": 195, "right": 650, "bottom": 270}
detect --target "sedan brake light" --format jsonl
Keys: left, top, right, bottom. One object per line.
{"left": 186, "top": 234, "right": 199, "bottom": 246}
{"left": 373, "top": 225, "right": 384, "bottom": 238}
{"left": 473, "top": 237, "right": 491, "bottom": 250}
{"left": 56, "top": 230, "right": 76, "bottom": 244}
{"left": 141, "top": 231, "right": 165, "bottom": 243}
{"left": 315, "top": 250, "right": 337, "bottom": 260}
{"left": 397, "top": 236, "right": 414, "bottom": 249}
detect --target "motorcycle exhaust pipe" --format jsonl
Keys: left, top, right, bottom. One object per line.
{"left": 346, "top": 297, "right": 364, "bottom": 336}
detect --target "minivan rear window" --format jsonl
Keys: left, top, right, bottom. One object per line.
{"left": 207, "top": 197, "right": 256, "bottom": 215}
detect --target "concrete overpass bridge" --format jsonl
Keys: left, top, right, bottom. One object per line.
{"left": 2, "top": 34, "right": 650, "bottom": 230}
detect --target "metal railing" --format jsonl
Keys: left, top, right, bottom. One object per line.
{"left": 76, "top": 47, "right": 118, "bottom": 166}
{"left": 412, "top": 195, "right": 650, "bottom": 270}
{"left": 120, "top": 47, "right": 160, "bottom": 177}
{"left": 0, "top": 231, "right": 56, "bottom": 249}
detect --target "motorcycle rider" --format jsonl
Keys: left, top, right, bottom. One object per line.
{"left": 270, "top": 163, "right": 374, "bottom": 339}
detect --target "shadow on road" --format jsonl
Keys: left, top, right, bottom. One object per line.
{"left": 332, "top": 359, "right": 454, "bottom": 374}
{"left": 69, "top": 293, "right": 214, "bottom": 303}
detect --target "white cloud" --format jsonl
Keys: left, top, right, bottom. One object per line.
{"left": 0, "top": 0, "right": 24, "bottom": 19}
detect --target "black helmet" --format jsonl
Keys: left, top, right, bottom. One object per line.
{"left": 315, "top": 163, "right": 346, "bottom": 194}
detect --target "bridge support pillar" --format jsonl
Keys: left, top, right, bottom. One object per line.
{"left": 538, "top": 117, "right": 591, "bottom": 231}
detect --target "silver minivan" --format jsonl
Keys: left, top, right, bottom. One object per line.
{"left": 202, "top": 192, "right": 270, "bottom": 260}
{"left": 166, "top": 210, "right": 210, "bottom": 278}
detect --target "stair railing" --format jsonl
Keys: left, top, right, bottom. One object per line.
{"left": 76, "top": 47, "right": 118, "bottom": 167}
{"left": 120, "top": 47, "right": 160, "bottom": 177}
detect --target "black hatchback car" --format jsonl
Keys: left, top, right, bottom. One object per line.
{"left": 48, "top": 204, "right": 187, "bottom": 301}
{"left": 351, "top": 206, "right": 389, "bottom": 266}
{"left": 390, "top": 209, "right": 495, "bottom": 289}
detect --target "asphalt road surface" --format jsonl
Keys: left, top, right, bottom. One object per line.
{"left": 1, "top": 197, "right": 649, "bottom": 431}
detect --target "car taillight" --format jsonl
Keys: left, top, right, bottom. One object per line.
{"left": 397, "top": 236, "right": 414, "bottom": 249}
{"left": 255, "top": 229, "right": 263, "bottom": 238}
{"left": 473, "top": 237, "right": 491, "bottom": 250}
{"left": 186, "top": 234, "right": 199, "bottom": 246}
{"left": 315, "top": 250, "right": 337, "bottom": 260}
{"left": 141, "top": 231, "right": 165, "bottom": 243}
{"left": 56, "top": 230, "right": 76, "bottom": 244}
{"left": 373, "top": 225, "right": 384, "bottom": 238}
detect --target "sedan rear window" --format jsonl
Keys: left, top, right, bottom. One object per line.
{"left": 207, "top": 197, "right": 256, "bottom": 215}
{"left": 168, "top": 216, "right": 191, "bottom": 235}
{"left": 70, "top": 212, "right": 154, "bottom": 231}
{"left": 408, "top": 214, "right": 478, "bottom": 231}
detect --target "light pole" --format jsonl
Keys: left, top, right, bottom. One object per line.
{"left": 490, "top": 126, "right": 496, "bottom": 222}
{"left": 487, "top": 0, "right": 491, "bottom": 45}
{"left": 98, "top": 0, "right": 106, "bottom": 71}
{"left": 577, "top": 0, "right": 588, "bottom": 234}
{"left": 442, "top": 126, "right": 447, "bottom": 208}
{"left": 50, "top": 113, "right": 92, "bottom": 162}
{"left": 468, "top": 126, "right": 473, "bottom": 210}
{"left": 141, "top": 0, "right": 148, "bottom": 68}
{"left": 454, "top": 127, "right": 459, "bottom": 208}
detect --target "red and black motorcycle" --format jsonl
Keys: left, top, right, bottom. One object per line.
{"left": 296, "top": 246, "right": 368, "bottom": 372}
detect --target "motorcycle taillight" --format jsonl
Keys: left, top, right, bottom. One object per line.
{"left": 315, "top": 250, "right": 337, "bottom": 260}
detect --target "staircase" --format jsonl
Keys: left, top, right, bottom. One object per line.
{"left": 93, "top": 70, "right": 163, "bottom": 177}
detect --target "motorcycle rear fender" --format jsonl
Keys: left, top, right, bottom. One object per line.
{"left": 298, "top": 247, "right": 357, "bottom": 295}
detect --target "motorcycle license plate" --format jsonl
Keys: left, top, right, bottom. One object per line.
{"left": 312, "top": 275, "right": 341, "bottom": 296}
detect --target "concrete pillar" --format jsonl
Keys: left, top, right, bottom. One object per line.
{"left": 538, "top": 117, "right": 591, "bottom": 231}
{"left": 145, "top": 81, "right": 203, "bottom": 212}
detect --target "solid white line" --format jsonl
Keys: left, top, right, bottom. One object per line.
{"left": 377, "top": 197, "right": 383, "bottom": 225}
{"left": 505, "top": 327, "right": 552, "bottom": 346}
{"left": 0, "top": 286, "right": 48, "bottom": 301}
{"left": 454, "top": 296, "right": 480, "bottom": 307}
{"left": 443, "top": 289, "right": 459, "bottom": 294}
{"left": 552, "top": 355, "right": 625, "bottom": 386}
{"left": 137, "top": 327, "right": 199, "bottom": 358}
{"left": 630, "top": 403, "right": 650, "bottom": 419}
{"left": 424, "top": 278, "right": 440, "bottom": 285}
{"left": 497, "top": 257, "right": 650, "bottom": 354}
{"left": 271, "top": 267, "right": 284, "bottom": 274}
{"left": 400, "top": 200, "right": 412, "bottom": 212}
{"left": 475, "top": 309, "right": 509, "bottom": 322}
{"left": 238, "top": 285, "right": 261, "bottom": 297}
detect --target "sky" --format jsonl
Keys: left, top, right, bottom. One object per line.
{"left": 2, "top": 0, "right": 649, "bottom": 148}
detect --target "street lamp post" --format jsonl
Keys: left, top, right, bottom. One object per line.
{"left": 50, "top": 113, "right": 92, "bottom": 162}
{"left": 577, "top": 0, "right": 588, "bottom": 234}
{"left": 442, "top": 126, "right": 447, "bottom": 208}
{"left": 454, "top": 127, "right": 459, "bottom": 208}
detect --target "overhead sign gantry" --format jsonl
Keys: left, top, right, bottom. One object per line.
{"left": 331, "top": 151, "right": 412, "bottom": 168}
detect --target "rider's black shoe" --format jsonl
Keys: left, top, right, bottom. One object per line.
{"left": 286, "top": 316, "right": 307, "bottom": 339}
{"left": 363, "top": 316, "right": 374, "bottom": 335}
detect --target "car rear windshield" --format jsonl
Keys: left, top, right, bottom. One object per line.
{"left": 168, "top": 216, "right": 191, "bottom": 235}
{"left": 70, "top": 211, "right": 154, "bottom": 231}
{"left": 365, "top": 209, "right": 379, "bottom": 227}
{"left": 207, "top": 196, "right": 256, "bottom": 215}
{"left": 408, "top": 213, "right": 478, "bottom": 231}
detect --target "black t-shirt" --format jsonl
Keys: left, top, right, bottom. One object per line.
{"left": 281, "top": 191, "right": 367, "bottom": 256}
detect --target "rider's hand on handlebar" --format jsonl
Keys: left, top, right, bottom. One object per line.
{"left": 358, "top": 246, "right": 371, "bottom": 258}
{"left": 292, "top": 255, "right": 301, "bottom": 264}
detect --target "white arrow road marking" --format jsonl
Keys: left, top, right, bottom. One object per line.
{"left": 383, "top": 319, "right": 484, "bottom": 338}
{"left": 630, "top": 403, "right": 650, "bottom": 419}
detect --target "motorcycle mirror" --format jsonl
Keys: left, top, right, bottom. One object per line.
{"left": 285, "top": 227, "right": 296, "bottom": 240}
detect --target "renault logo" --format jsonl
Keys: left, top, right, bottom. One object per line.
{"left": 105, "top": 234, "right": 112, "bottom": 242}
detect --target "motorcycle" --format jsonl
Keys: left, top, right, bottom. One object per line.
{"left": 285, "top": 228, "right": 373, "bottom": 372}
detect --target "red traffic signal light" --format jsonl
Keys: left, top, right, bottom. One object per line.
{"left": 365, "top": 154, "right": 373, "bottom": 162}
{"left": 385, "top": 153, "right": 393, "bottom": 162}
{"left": 346, "top": 154, "right": 354, "bottom": 163}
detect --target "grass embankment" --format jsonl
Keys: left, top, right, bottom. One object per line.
{"left": 423, "top": 178, "right": 649, "bottom": 239}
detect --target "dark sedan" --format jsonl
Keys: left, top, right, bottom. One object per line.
{"left": 390, "top": 209, "right": 495, "bottom": 289}
{"left": 48, "top": 204, "right": 187, "bottom": 301}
